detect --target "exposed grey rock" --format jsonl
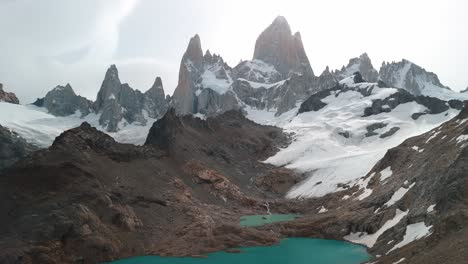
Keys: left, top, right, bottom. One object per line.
{"left": 379, "top": 59, "right": 451, "bottom": 95}
{"left": 313, "top": 66, "right": 338, "bottom": 91}
{"left": 253, "top": 16, "right": 314, "bottom": 78}
{"left": 333, "top": 53, "right": 379, "bottom": 82}
{"left": 0, "top": 83, "right": 19, "bottom": 104}
{"left": 365, "top": 123, "right": 388, "bottom": 137}
{"left": 171, "top": 35, "right": 204, "bottom": 115}
{"left": 461, "top": 87, "right": 468, "bottom": 93}
{"left": 33, "top": 84, "right": 92, "bottom": 117}
{"left": 95, "top": 65, "right": 168, "bottom": 132}
{"left": 298, "top": 89, "right": 331, "bottom": 114}
{"left": 0, "top": 125, "right": 37, "bottom": 170}
{"left": 379, "top": 127, "right": 400, "bottom": 138}
{"left": 196, "top": 89, "right": 240, "bottom": 116}
{"left": 144, "top": 77, "right": 168, "bottom": 119}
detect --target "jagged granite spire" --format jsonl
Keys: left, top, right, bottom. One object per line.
{"left": 172, "top": 34, "right": 205, "bottom": 115}
{"left": 253, "top": 16, "right": 314, "bottom": 77}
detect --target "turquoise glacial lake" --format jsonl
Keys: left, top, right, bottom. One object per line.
{"left": 239, "top": 214, "right": 300, "bottom": 227}
{"left": 107, "top": 238, "right": 371, "bottom": 264}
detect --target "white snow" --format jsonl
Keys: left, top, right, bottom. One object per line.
{"left": 108, "top": 93, "right": 116, "bottom": 100}
{"left": 318, "top": 206, "right": 328, "bottom": 213}
{"left": 0, "top": 102, "right": 156, "bottom": 147}
{"left": 247, "top": 82, "right": 458, "bottom": 198}
{"left": 237, "top": 78, "right": 285, "bottom": 89}
{"left": 355, "top": 175, "right": 374, "bottom": 201}
{"left": 426, "top": 204, "right": 436, "bottom": 213}
{"left": 344, "top": 209, "right": 408, "bottom": 248}
{"left": 193, "top": 113, "right": 207, "bottom": 120}
{"left": 393, "top": 258, "right": 406, "bottom": 264}
{"left": 456, "top": 134, "right": 468, "bottom": 144}
{"left": 200, "top": 69, "right": 232, "bottom": 94}
{"left": 380, "top": 167, "right": 393, "bottom": 182}
{"left": 411, "top": 146, "right": 419, "bottom": 151}
{"left": 240, "top": 59, "right": 280, "bottom": 83}
{"left": 388, "top": 222, "right": 433, "bottom": 253}
{"left": 384, "top": 183, "right": 416, "bottom": 207}
{"left": 425, "top": 131, "right": 440, "bottom": 143}
{"left": 396, "top": 61, "right": 412, "bottom": 89}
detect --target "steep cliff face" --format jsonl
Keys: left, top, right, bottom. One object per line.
{"left": 0, "top": 83, "right": 19, "bottom": 104}
{"left": 33, "top": 84, "right": 92, "bottom": 117}
{"left": 253, "top": 16, "right": 313, "bottom": 78}
{"left": 171, "top": 35, "right": 205, "bottom": 115}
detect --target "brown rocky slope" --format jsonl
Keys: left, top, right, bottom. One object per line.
{"left": 0, "top": 109, "right": 298, "bottom": 263}
{"left": 0, "top": 103, "right": 467, "bottom": 264}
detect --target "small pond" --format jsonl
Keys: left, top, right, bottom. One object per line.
{"left": 239, "top": 214, "right": 300, "bottom": 227}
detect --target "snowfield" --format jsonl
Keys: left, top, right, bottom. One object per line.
{"left": 0, "top": 102, "right": 155, "bottom": 147}
{"left": 247, "top": 83, "right": 460, "bottom": 198}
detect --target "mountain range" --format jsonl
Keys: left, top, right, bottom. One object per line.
{"left": 0, "top": 16, "right": 467, "bottom": 264}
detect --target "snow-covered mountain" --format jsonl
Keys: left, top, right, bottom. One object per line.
{"left": 379, "top": 59, "right": 455, "bottom": 100}
{"left": 247, "top": 73, "right": 465, "bottom": 198}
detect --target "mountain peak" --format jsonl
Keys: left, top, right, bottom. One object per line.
{"left": 183, "top": 34, "right": 204, "bottom": 69}
{"left": 151, "top": 77, "right": 164, "bottom": 90}
{"left": 105, "top": 64, "right": 120, "bottom": 81}
{"left": 272, "top": 16, "right": 290, "bottom": 28}
{"left": 253, "top": 16, "right": 313, "bottom": 77}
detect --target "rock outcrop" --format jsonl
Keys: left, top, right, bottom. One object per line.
{"left": 0, "top": 83, "right": 19, "bottom": 104}
{"left": 333, "top": 53, "right": 379, "bottom": 82}
{"left": 32, "top": 84, "right": 92, "bottom": 117}
{"left": 0, "top": 125, "right": 37, "bottom": 171}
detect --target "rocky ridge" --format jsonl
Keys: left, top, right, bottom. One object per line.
{"left": 0, "top": 125, "right": 37, "bottom": 171}
{"left": 0, "top": 83, "right": 19, "bottom": 104}
{"left": 33, "top": 84, "right": 93, "bottom": 117}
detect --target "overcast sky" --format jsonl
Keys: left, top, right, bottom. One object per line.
{"left": 1, "top": 0, "right": 467, "bottom": 103}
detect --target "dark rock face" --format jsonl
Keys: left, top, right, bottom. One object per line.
{"left": 253, "top": 16, "right": 313, "bottom": 78}
{"left": 365, "top": 123, "right": 388, "bottom": 137}
{"left": 0, "top": 83, "right": 19, "bottom": 104}
{"left": 333, "top": 53, "right": 379, "bottom": 82}
{"left": 350, "top": 102, "right": 468, "bottom": 263}
{"left": 379, "top": 59, "right": 451, "bottom": 95}
{"left": 297, "top": 89, "right": 331, "bottom": 114}
{"left": 362, "top": 88, "right": 458, "bottom": 117}
{"left": 33, "top": 84, "right": 92, "bottom": 117}
{"left": 0, "top": 125, "right": 37, "bottom": 170}
{"left": 95, "top": 65, "right": 168, "bottom": 132}
{"left": 379, "top": 127, "right": 400, "bottom": 138}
